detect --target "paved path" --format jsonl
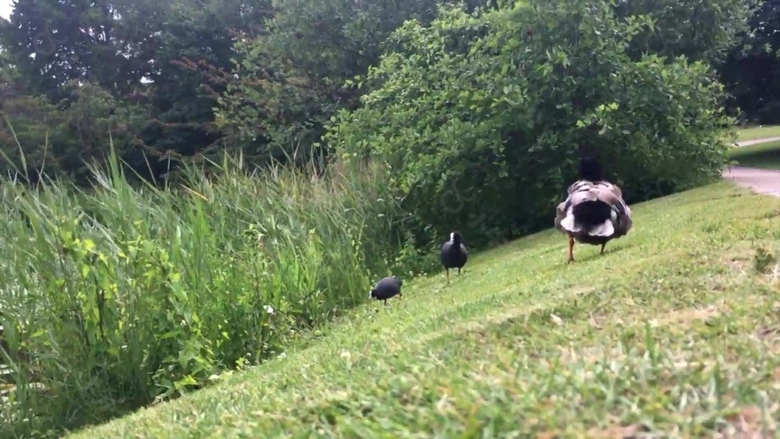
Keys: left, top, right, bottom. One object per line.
{"left": 723, "top": 137, "right": 780, "bottom": 197}
{"left": 722, "top": 166, "right": 780, "bottom": 197}
{"left": 733, "top": 136, "right": 780, "bottom": 147}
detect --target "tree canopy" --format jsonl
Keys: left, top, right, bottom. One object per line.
{"left": 0, "top": 0, "right": 769, "bottom": 221}
{"left": 327, "top": 0, "right": 734, "bottom": 245}
{"left": 0, "top": 0, "right": 777, "bottom": 434}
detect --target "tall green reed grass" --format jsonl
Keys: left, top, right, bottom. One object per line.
{"left": 0, "top": 129, "right": 414, "bottom": 436}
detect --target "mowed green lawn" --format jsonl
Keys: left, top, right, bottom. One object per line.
{"left": 67, "top": 182, "right": 780, "bottom": 438}
{"left": 729, "top": 139, "right": 780, "bottom": 170}
{"left": 735, "top": 125, "right": 780, "bottom": 142}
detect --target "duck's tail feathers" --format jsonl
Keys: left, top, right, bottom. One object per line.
{"left": 560, "top": 200, "right": 616, "bottom": 237}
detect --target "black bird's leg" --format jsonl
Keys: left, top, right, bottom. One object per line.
{"left": 567, "top": 235, "right": 575, "bottom": 263}
{"left": 457, "top": 267, "right": 461, "bottom": 275}
{"left": 446, "top": 268, "right": 450, "bottom": 284}
{"left": 600, "top": 243, "right": 606, "bottom": 255}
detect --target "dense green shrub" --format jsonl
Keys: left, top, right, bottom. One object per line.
{"left": 214, "top": 0, "right": 485, "bottom": 165}
{"left": 326, "top": 0, "right": 735, "bottom": 248}
{"left": 0, "top": 82, "right": 149, "bottom": 186}
{"left": 0, "top": 147, "right": 403, "bottom": 436}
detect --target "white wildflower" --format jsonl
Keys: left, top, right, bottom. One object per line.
{"left": 263, "top": 305, "right": 275, "bottom": 315}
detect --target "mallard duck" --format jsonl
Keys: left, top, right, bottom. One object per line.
{"left": 440, "top": 231, "right": 468, "bottom": 284}
{"left": 554, "top": 156, "right": 633, "bottom": 263}
{"left": 369, "top": 276, "right": 403, "bottom": 304}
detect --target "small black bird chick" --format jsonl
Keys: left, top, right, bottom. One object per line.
{"left": 369, "top": 276, "right": 403, "bottom": 304}
{"left": 440, "top": 231, "right": 468, "bottom": 284}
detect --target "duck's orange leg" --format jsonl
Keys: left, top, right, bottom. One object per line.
{"left": 567, "top": 235, "right": 575, "bottom": 263}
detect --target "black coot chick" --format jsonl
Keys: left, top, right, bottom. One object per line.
{"left": 369, "top": 276, "right": 403, "bottom": 305}
{"left": 440, "top": 231, "right": 468, "bottom": 284}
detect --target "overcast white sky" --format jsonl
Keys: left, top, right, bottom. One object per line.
{"left": 0, "top": 0, "right": 12, "bottom": 19}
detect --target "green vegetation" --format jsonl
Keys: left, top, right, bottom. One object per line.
{"left": 65, "top": 182, "right": 780, "bottom": 438}
{"left": 729, "top": 140, "right": 780, "bottom": 170}
{"left": 735, "top": 125, "right": 780, "bottom": 142}
{"left": 329, "top": 1, "right": 732, "bottom": 248}
{"left": 0, "top": 0, "right": 776, "bottom": 435}
{"left": 0, "top": 0, "right": 757, "bottom": 185}
{"left": 0, "top": 149, "right": 426, "bottom": 437}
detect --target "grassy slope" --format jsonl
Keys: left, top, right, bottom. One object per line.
{"left": 67, "top": 182, "right": 780, "bottom": 438}
{"left": 729, "top": 139, "right": 780, "bottom": 170}
{"left": 735, "top": 125, "right": 780, "bottom": 142}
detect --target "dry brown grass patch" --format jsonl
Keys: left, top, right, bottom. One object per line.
{"left": 657, "top": 304, "right": 724, "bottom": 327}
{"left": 586, "top": 421, "right": 652, "bottom": 438}
{"left": 715, "top": 405, "right": 777, "bottom": 439}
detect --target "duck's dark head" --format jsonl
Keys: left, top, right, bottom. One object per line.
{"left": 578, "top": 156, "right": 604, "bottom": 182}
{"left": 449, "top": 231, "right": 462, "bottom": 245}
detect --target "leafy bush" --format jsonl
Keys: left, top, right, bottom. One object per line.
{"left": 0, "top": 82, "right": 149, "bottom": 186}
{"left": 215, "top": 0, "right": 483, "bottom": 163}
{"left": 327, "top": 0, "right": 735, "bottom": 248}
{"left": 0, "top": 145, "right": 401, "bottom": 436}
